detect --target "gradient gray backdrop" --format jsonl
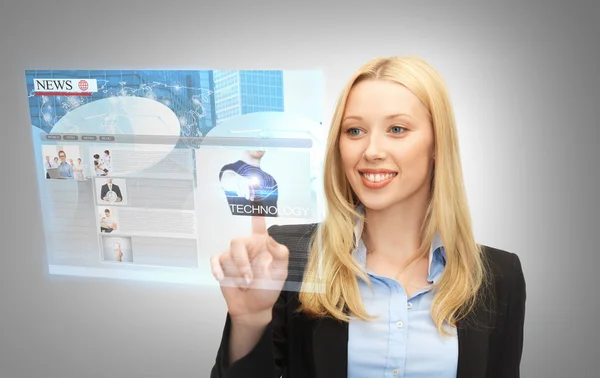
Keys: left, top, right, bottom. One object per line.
{"left": 1, "top": 1, "right": 598, "bottom": 377}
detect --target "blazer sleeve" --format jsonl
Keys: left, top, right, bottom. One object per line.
{"left": 499, "top": 253, "right": 526, "bottom": 378}
{"left": 210, "top": 289, "right": 288, "bottom": 378}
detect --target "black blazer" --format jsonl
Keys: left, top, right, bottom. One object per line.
{"left": 100, "top": 183, "right": 122, "bottom": 201}
{"left": 211, "top": 223, "right": 526, "bottom": 378}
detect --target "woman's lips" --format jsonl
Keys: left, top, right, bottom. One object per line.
{"left": 358, "top": 171, "right": 398, "bottom": 189}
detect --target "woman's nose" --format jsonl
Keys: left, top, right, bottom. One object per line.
{"left": 362, "top": 136, "right": 387, "bottom": 161}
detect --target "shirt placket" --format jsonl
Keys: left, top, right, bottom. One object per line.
{"left": 386, "top": 279, "right": 409, "bottom": 378}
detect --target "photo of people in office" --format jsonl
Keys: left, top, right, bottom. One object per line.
{"left": 218, "top": 150, "right": 279, "bottom": 218}
{"left": 96, "top": 178, "right": 127, "bottom": 205}
{"left": 41, "top": 145, "right": 86, "bottom": 181}
{"left": 101, "top": 236, "right": 133, "bottom": 263}
{"left": 91, "top": 149, "right": 112, "bottom": 177}
{"left": 99, "top": 207, "right": 119, "bottom": 234}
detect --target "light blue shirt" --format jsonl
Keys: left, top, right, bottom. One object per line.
{"left": 347, "top": 209, "right": 459, "bottom": 378}
{"left": 58, "top": 162, "right": 73, "bottom": 179}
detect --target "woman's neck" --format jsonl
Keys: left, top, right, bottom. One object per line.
{"left": 241, "top": 154, "right": 261, "bottom": 167}
{"left": 362, "top": 193, "right": 429, "bottom": 265}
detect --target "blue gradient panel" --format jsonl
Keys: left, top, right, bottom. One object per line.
{"left": 26, "top": 70, "right": 216, "bottom": 136}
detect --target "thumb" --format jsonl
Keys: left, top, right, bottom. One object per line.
{"left": 267, "top": 236, "right": 288, "bottom": 262}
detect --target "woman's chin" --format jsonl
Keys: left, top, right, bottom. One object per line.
{"left": 355, "top": 195, "right": 396, "bottom": 212}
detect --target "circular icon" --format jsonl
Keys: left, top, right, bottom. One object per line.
{"left": 78, "top": 80, "right": 89, "bottom": 91}
{"left": 105, "top": 190, "right": 117, "bottom": 202}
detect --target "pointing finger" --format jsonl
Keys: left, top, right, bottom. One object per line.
{"left": 251, "top": 215, "right": 267, "bottom": 235}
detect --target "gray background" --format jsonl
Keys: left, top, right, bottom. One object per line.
{"left": 1, "top": 0, "right": 598, "bottom": 377}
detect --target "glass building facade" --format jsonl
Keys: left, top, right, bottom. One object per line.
{"left": 213, "top": 70, "right": 284, "bottom": 124}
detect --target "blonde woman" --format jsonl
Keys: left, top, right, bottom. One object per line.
{"left": 210, "top": 56, "right": 526, "bottom": 378}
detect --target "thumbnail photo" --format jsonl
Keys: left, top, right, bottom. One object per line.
{"left": 196, "top": 147, "right": 314, "bottom": 220}
{"left": 98, "top": 207, "right": 119, "bottom": 234}
{"left": 91, "top": 149, "right": 112, "bottom": 177}
{"left": 219, "top": 150, "right": 279, "bottom": 217}
{"left": 101, "top": 236, "right": 133, "bottom": 263}
{"left": 41, "top": 145, "right": 87, "bottom": 180}
{"left": 96, "top": 178, "right": 127, "bottom": 205}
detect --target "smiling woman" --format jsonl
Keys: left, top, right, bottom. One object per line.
{"left": 210, "top": 56, "right": 526, "bottom": 378}
{"left": 339, "top": 80, "right": 436, "bottom": 210}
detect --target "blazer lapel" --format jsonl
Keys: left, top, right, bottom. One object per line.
{"left": 312, "top": 316, "right": 348, "bottom": 378}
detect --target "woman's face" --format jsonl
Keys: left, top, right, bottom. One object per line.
{"left": 338, "top": 79, "right": 435, "bottom": 212}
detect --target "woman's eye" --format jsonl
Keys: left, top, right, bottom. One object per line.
{"left": 390, "top": 126, "right": 406, "bottom": 134}
{"left": 346, "top": 128, "right": 363, "bottom": 136}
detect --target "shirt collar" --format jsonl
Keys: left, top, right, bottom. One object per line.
{"left": 351, "top": 204, "right": 447, "bottom": 283}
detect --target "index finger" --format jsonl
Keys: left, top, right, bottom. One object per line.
{"left": 251, "top": 215, "right": 267, "bottom": 235}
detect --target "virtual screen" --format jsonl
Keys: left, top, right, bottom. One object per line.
{"left": 26, "top": 69, "right": 325, "bottom": 289}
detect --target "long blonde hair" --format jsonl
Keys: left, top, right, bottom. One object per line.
{"left": 298, "top": 56, "right": 489, "bottom": 335}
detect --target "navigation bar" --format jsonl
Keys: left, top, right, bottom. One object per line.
{"left": 42, "top": 134, "right": 313, "bottom": 148}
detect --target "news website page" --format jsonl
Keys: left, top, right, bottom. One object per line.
{"left": 27, "top": 69, "right": 325, "bottom": 291}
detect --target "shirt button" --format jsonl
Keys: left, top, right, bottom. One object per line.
{"left": 407, "top": 302, "right": 412, "bottom": 309}
{"left": 393, "top": 369, "right": 399, "bottom": 375}
{"left": 397, "top": 321, "right": 403, "bottom": 328}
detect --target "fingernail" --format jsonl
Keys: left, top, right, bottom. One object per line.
{"left": 216, "top": 272, "right": 223, "bottom": 281}
{"left": 243, "top": 274, "right": 252, "bottom": 287}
